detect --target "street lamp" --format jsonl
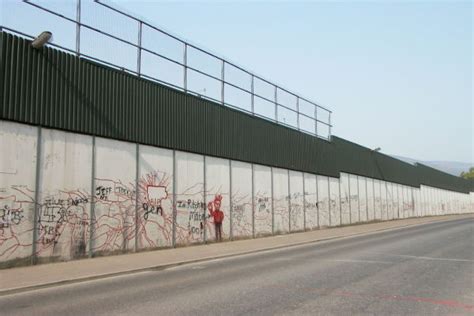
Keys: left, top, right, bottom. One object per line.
{"left": 371, "top": 147, "right": 383, "bottom": 176}
{"left": 31, "top": 31, "right": 52, "bottom": 49}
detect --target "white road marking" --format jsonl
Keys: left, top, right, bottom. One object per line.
{"left": 369, "top": 252, "right": 474, "bottom": 262}
{"left": 329, "top": 259, "right": 392, "bottom": 264}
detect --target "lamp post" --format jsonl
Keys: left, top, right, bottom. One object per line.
{"left": 31, "top": 31, "right": 52, "bottom": 49}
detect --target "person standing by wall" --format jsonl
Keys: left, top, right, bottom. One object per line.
{"left": 208, "top": 195, "right": 224, "bottom": 241}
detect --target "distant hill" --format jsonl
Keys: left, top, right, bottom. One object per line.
{"left": 391, "top": 156, "right": 472, "bottom": 177}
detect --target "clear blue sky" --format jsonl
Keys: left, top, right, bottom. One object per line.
{"left": 117, "top": 0, "right": 473, "bottom": 164}
{"left": 2, "top": 0, "right": 472, "bottom": 164}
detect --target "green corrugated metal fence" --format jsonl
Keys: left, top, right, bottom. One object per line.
{"left": 1, "top": 32, "right": 472, "bottom": 193}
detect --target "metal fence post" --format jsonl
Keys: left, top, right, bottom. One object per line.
{"left": 75, "top": 0, "right": 81, "bottom": 56}
{"left": 385, "top": 182, "right": 389, "bottom": 220}
{"left": 418, "top": 185, "right": 421, "bottom": 217}
{"left": 316, "top": 176, "right": 320, "bottom": 229}
{"left": 203, "top": 156, "right": 207, "bottom": 243}
{"left": 348, "top": 175, "right": 352, "bottom": 224}
{"left": 134, "top": 143, "right": 139, "bottom": 251}
{"left": 251, "top": 75, "right": 255, "bottom": 115}
{"left": 172, "top": 150, "right": 176, "bottom": 247}
{"left": 372, "top": 179, "right": 376, "bottom": 220}
{"left": 137, "top": 21, "right": 142, "bottom": 76}
{"left": 271, "top": 167, "right": 274, "bottom": 235}
{"left": 365, "top": 178, "right": 369, "bottom": 222}
{"left": 274, "top": 86, "right": 278, "bottom": 122}
{"left": 287, "top": 169, "right": 291, "bottom": 232}
{"left": 89, "top": 136, "right": 96, "bottom": 258}
{"left": 314, "top": 106, "right": 318, "bottom": 137}
{"left": 229, "top": 160, "right": 233, "bottom": 240}
{"left": 296, "top": 97, "right": 300, "bottom": 131}
{"left": 356, "top": 176, "right": 361, "bottom": 222}
{"left": 31, "top": 126, "right": 42, "bottom": 265}
{"left": 338, "top": 177, "right": 342, "bottom": 226}
{"left": 379, "top": 180, "right": 383, "bottom": 220}
{"left": 302, "top": 173, "right": 306, "bottom": 230}
{"left": 251, "top": 164, "right": 255, "bottom": 238}
{"left": 183, "top": 44, "right": 187, "bottom": 92}
{"left": 328, "top": 112, "right": 332, "bottom": 140}
{"left": 328, "top": 177, "right": 332, "bottom": 226}
{"left": 221, "top": 60, "right": 225, "bottom": 105}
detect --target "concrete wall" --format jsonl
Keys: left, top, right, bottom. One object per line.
{"left": 340, "top": 173, "right": 350, "bottom": 225}
{"left": 206, "top": 156, "right": 231, "bottom": 240}
{"left": 374, "top": 179, "right": 382, "bottom": 220}
{"left": 349, "top": 174, "right": 359, "bottom": 223}
{"left": 1, "top": 121, "right": 473, "bottom": 268}
{"left": 231, "top": 161, "right": 253, "bottom": 238}
{"left": 0, "top": 122, "right": 37, "bottom": 265}
{"left": 329, "top": 177, "right": 341, "bottom": 227}
{"left": 304, "top": 173, "right": 318, "bottom": 230}
{"left": 253, "top": 164, "right": 272, "bottom": 237}
{"left": 289, "top": 171, "right": 304, "bottom": 232}
{"left": 38, "top": 129, "right": 93, "bottom": 261}
{"left": 94, "top": 137, "right": 137, "bottom": 254}
{"left": 358, "top": 176, "right": 368, "bottom": 222}
{"left": 273, "top": 168, "right": 289, "bottom": 234}
{"left": 367, "top": 178, "right": 375, "bottom": 221}
{"left": 138, "top": 145, "right": 174, "bottom": 249}
{"left": 317, "top": 176, "right": 330, "bottom": 227}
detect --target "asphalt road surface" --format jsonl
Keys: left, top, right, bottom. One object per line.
{"left": 1, "top": 217, "right": 473, "bottom": 315}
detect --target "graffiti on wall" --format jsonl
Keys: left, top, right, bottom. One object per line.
{"left": 174, "top": 180, "right": 206, "bottom": 244}
{"left": 272, "top": 193, "right": 289, "bottom": 233}
{"left": 1, "top": 172, "right": 472, "bottom": 265}
{"left": 37, "top": 190, "right": 90, "bottom": 258}
{"left": 0, "top": 170, "right": 173, "bottom": 261}
{"left": 316, "top": 198, "right": 327, "bottom": 226}
{"left": 254, "top": 192, "right": 272, "bottom": 235}
{"left": 289, "top": 192, "right": 304, "bottom": 231}
{"left": 0, "top": 185, "right": 34, "bottom": 260}
{"left": 1, "top": 205, "right": 24, "bottom": 229}
{"left": 232, "top": 190, "right": 253, "bottom": 237}
{"left": 92, "top": 178, "right": 136, "bottom": 253}
{"left": 137, "top": 171, "right": 173, "bottom": 248}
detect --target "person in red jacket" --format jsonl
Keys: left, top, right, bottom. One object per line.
{"left": 208, "top": 194, "right": 224, "bottom": 242}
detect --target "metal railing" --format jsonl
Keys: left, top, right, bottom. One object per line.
{"left": 3, "top": 0, "right": 333, "bottom": 140}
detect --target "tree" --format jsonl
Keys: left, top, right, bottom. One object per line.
{"left": 460, "top": 167, "right": 474, "bottom": 179}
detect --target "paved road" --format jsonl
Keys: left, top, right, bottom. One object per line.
{"left": 1, "top": 218, "right": 473, "bottom": 315}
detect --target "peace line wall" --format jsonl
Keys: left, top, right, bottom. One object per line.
{"left": 1, "top": 121, "right": 473, "bottom": 268}
{"left": 3, "top": 32, "right": 474, "bottom": 197}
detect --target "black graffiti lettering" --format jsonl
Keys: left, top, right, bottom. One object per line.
{"left": 40, "top": 224, "right": 62, "bottom": 245}
{"left": 56, "top": 207, "right": 70, "bottom": 225}
{"left": 67, "top": 197, "right": 88, "bottom": 206}
{"left": 11, "top": 210, "right": 24, "bottom": 225}
{"left": 188, "top": 210, "right": 205, "bottom": 221}
{"left": 143, "top": 203, "right": 164, "bottom": 220}
{"left": 96, "top": 186, "right": 112, "bottom": 200}
{"left": 0, "top": 206, "right": 24, "bottom": 228}
{"left": 177, "top": 199, "right": 204, "bottom": 210}
{"left": 190, "top": 226, "right": 203, "bottom": 235}
{"left": 114, "top": 185, "right": 134, "bottom": 198}
{"left": 41, "top": 206, "right": 57, "bottom": 223}
{"left": 44, "top": 226, "right": 55, "bottom": 235}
